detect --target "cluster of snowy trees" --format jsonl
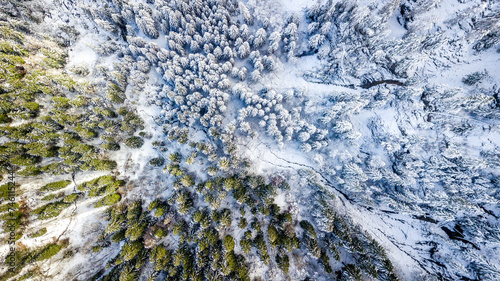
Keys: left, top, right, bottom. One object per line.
{"left": 79, "top": 0, "right": 340, "bottom": 159}
{"left": 234, "top": 84, "right": 333, "bottom": 151}
{"left": 17, "top": 0, "right": 499, "bottom": 279}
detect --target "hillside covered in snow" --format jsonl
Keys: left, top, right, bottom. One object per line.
{"left": 0, "top": 0, "right": 499, "bottom": 280}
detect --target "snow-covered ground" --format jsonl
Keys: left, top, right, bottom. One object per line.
{"left": 2, "top": 0, "right": 500, "bottom": 280}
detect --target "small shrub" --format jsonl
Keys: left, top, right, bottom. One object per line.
{"left": 223, "top": 235, "right": 235, "bottom": 252}
{"left": 63, "top": 193, "right": 80, "bottom": 203}
{"left": 106, "top": 83, "right": 125, "bottom": 104}
{"left": 180, "top": 174, "right": 195, "bottom": 187}
{"left": 32, "top": 228, "right": 47, "bottom": 238}
{"left": 124, "top": 136, "right": 144, "bottom": 148}
{"left": 74, "top": 126, "right": 97, "bottom": 139}
{"left": 95, "top": 193, "right": 121, "bottom": 208}
{"left": 238, "top": 218, "right": 248, "bottom": 229}
{"left": 462, "top": 71, "right": 488, "bottom": 85}
{"left": 169, "top": 152, "right": 181, "bottom": 163}
{"left": 240, "top": 238, "right": 252, "bottom": 254}
{"left": 300, "top": 220, "right": 316, "bottom": 237}
{"left": 88, "top": 159, "right": 117, "bottom": 171}
{"left": 149, "top": 157, "right": 165, "bottom": 167}
{"left": 101, "top": 142, "right": 120, "bottom": 151}
{"left": 34, "top": 240, "right": 68, "bottom": 262}
{"left": 39, "top": 180, "right": 71, "bottom": 192}
{"left": 155, "top": 228, "right": 168, "bottom": 238}
{"left": 276, "top": 253, "right": 290, "bottom": 274}
{"left": 41, "top": 193, "right": 63, "bottom": 201}
{"left": 33, "top": 201, "right": 71, "bottom": 220}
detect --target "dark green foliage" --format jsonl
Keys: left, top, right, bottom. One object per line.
{"left": 276, "top": 252, "right": 290, "bottom": 274}
{"left": 154, "top": 228, "right": 168, "bottom": 238}
{"left": 0, "top": 113, "right": 11, "bottom": 124}
{"left": 34, "top": 239, "right": 69, "bottom": 262}
{"left": 78, "top": 175, "right": 124, "bottom": 198}
{"left": 251, "top": 219, "right": 261, "bottom": 231}
{"left": 52, "top": 96, "right": 71, "bottom": 109}
{"left": 101, "top": 141, "right": 120, "bottom": 151}
{"left": 95, "top": 107, "right": 117, "bottom": 118}
{"left": 240, "top": 237, "right": 252, "bottom": 254}
{"left": 193, "top": 208, "right": 210, "bottom": 227}
{"left": 0, "top": 1, "right": 415, "bottom": 278}
{"left": 0, "top": 207, "right": 23, "bottom": 234}
{"left": 87, "top": 173, "right": 397, "bottom": 281}
{"left": 10, "top": 154, "right": 41, "bottom": 166}
{"left": 267, "top": 224, "right": 279, "bottom": 247}
{"left": 106, "top": 205, "right": 127, "bottom": 235}
{"left": 24, "top": 142, "right": 59, "bottom": 157}
{"left": 462, "top": 71, "right": 488, "bottom": 85}
{"left": 33, "top": 201, "right": 71, "bottom": 220}
{"left": 169, "top": 152, "right": 182, "bottom": 163}
{"left": 268, "top": 203, "right": 281, "bottom": 216}
{"left": 124, "top": 136, "right": 144, "bottom": 148}
{"left": 95, "top": 193, "right": 121, "bottom": 207}
{"left": 112, "top": 229, "right": 126, "bottom": 243}
{"left": 82, "top": 159, "right": 117, "bottom": 171}
{"left": 147, "top": 199, "right": 160, "bottom": 211}
{"left": 127, "top": 201, "right": 142, "bottom": 221}
{"left": 223, "top": 235, "right": 235, "bottom": 252}
{"left": 172, "top": 219, "right": 188, "bottom": 236}
{"left": 344, "top": 264, "right": 363, "bottom": 280}
{"left": 0, "top": 32, "right": 141, "bottom": 175}
{"left": 238, "top": 217, "right": 248, "bottom": 229}
{"left": 300, "top": 220, "right": 317, "bottom": 237}
{"left": 223, "top": 250, "right": 237, "bottom": 276}
{"left": 106, "top": 83, "right": 126, "bottom": 104}
{"left": 150, "top": 245, "right": 172, "bottom": 271}
{"left": 0, "top": 182, "right": 20, "bottom": 200}
{"left": 176, "top": 189, "right": 194, "bottom": 214}
{"left": 253, "top": 231, "right": 270, "bottom": 264}
{"left": 213, "top": 208, "right": 232, "bottom": 227}
{"left": 74, "top": 125, "right": 97, "bottom": 139}
{"left": 125, "top": 221, "right": 146, "bottom": 241}
{"left": 41, "top": 192, "right": 63, "bottom": 201}
{"left": 119, "top": 265, "right": 138, "bottom": 281}
{"left": 321, "top": 203, "right": 399, "bottom": 280}
{"left": 117, "top": 107, "right": 128, "bottom": 116}
{"left": 277, "top": 212, "right": 293, "bottom": 224}
{"left": 121, "top": 111, "right": 144, "bottom": 133}
{"left": 0, "top": 11, "right": 150, "bottom": 281}
{"left": 223, "top": 176, "right": 243, "bottom": 191}
{"left": 17, "top": 165, "right": 42, "bottom": 176}
{"left": 0, "top": 40, "right": 27, "bottom": 56}
{"left": 304, "top": 235, "right": 321, "bottom": 257}
{"left": 154, "top": 205, "right": 167, "bottom": 218}
{"left": 324, "top": 236, "right": 341, "bottom": 261}
{"left": 0, "top": 202, "right": 19, "bottom": 213}
{"left": 319, "top": 249, "right": 332, "bottom": 273}
{"left": 0, "top": 239, "right": 69, "bottom": 279}
{"left": 121, "top": 241, "right": 143, "bottom": 261}
{"left": 0, "top": 249, "right": 31, "bottom": 279}
{"left": 166, "top": 163, "right": 185, "bottom": 176}
{"left": 149, "top": 157, "right": 165, "bottom": 166}
{"left": 180, "top": 174, "right": 195, "bottom": 187}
